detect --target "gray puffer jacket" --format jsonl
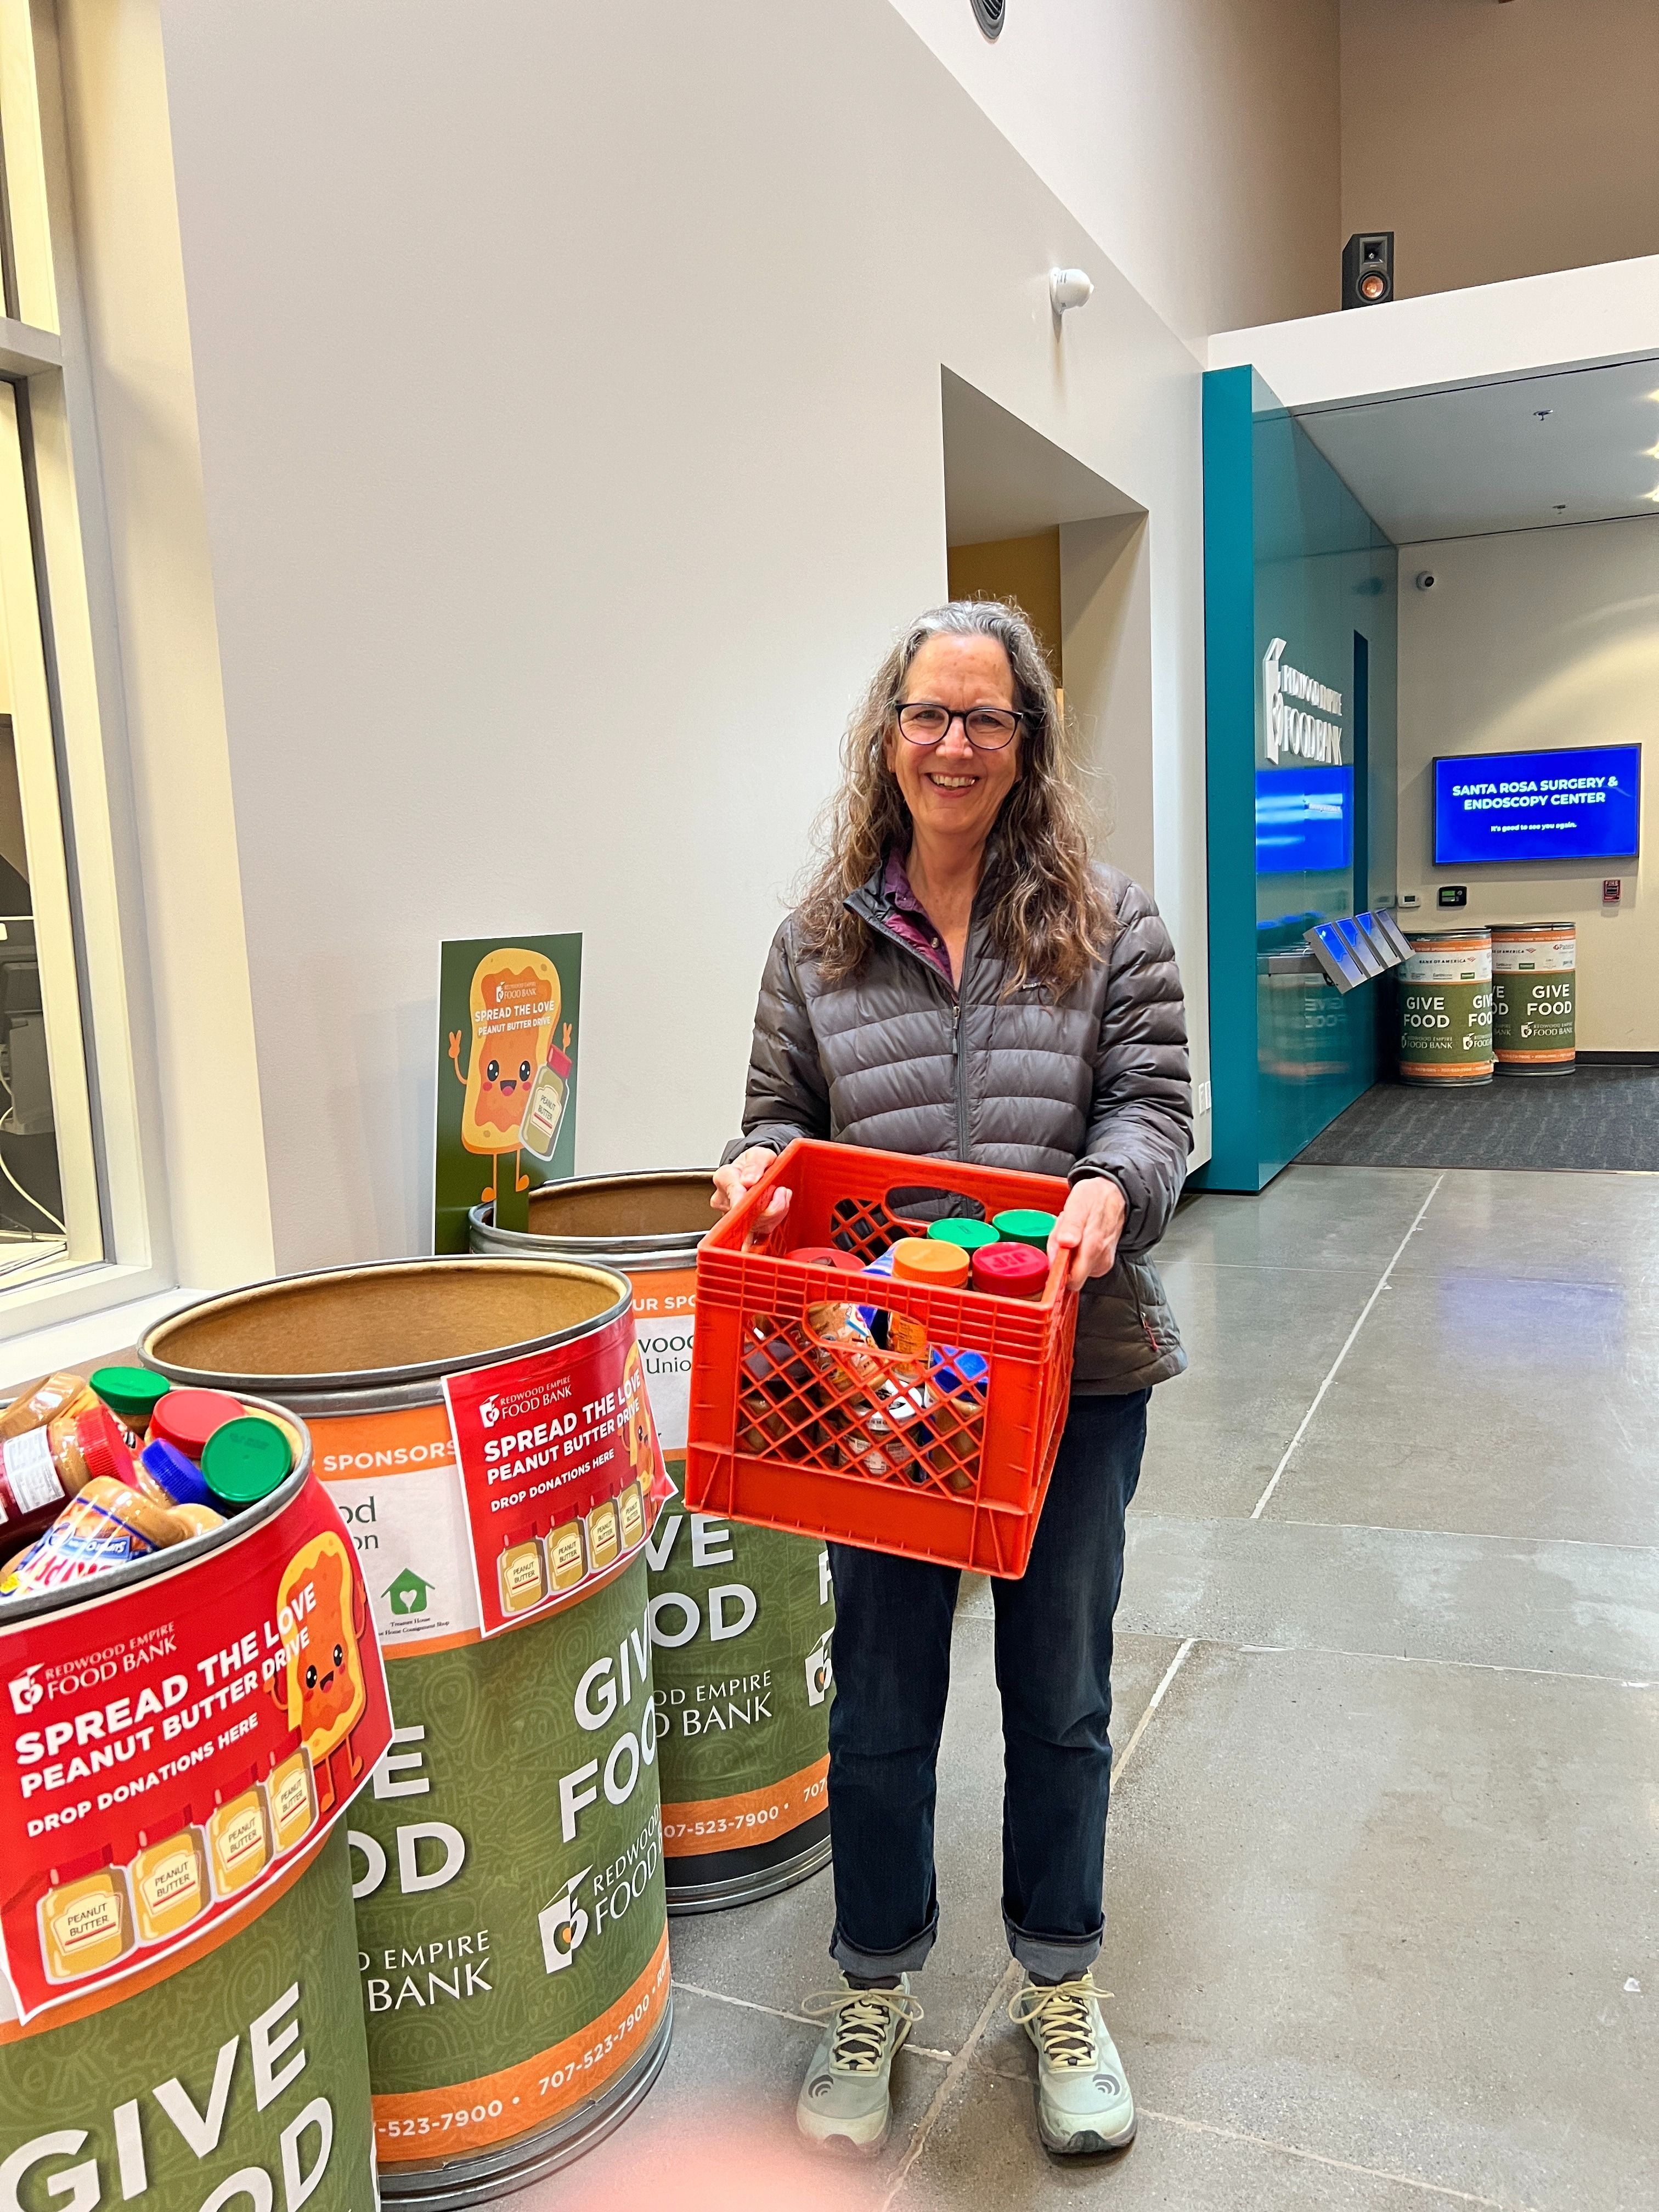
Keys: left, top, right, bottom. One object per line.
{"left": 725, "top": 858, "right": 1191, "bottom": 1391}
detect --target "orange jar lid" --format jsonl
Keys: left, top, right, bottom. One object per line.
{"left": 889, "top": 1237, "right": 970, "bottom": 1288}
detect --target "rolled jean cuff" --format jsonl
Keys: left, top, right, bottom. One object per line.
{"left": 1003, "top": 1910, "right": 1102, "bottom": 1983}
{"left": 831, "top": 1912, "right": 939, "bottom": 1980}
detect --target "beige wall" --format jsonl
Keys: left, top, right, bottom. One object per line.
{"left": 1397, "top": 516, "right": 1658, "bottom": 1051}
{"left": 891, "top": 0, "right": 1342, "bottom": 351}
{"left": 1342, "top": 0, "right": 1659, "bottom": 300}
{"left": 152, "top": 0, "right": 1214, "bottom": 1273}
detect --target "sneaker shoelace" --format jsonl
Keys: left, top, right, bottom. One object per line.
{"left": 1008, "top": 1978, "right": 1104, "bottom": 2072}
{"left": 803, "top": 1985, "right": 924, "bottom": 2075}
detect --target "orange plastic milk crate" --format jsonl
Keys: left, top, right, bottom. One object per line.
{"left": 685, "top": 1139, "right": 1081, "bottom": 1576}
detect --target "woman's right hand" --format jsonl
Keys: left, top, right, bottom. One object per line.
{"left": 711, "top": 1146, "right": 788, "bottom": 1219}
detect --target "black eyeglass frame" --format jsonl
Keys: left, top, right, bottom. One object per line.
{"left": 894, "top": 701, "right": 1029, "bottom": 752}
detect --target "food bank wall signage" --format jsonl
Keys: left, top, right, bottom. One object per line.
{"left": 434, "top": 933, "right": 583, "bottom": 1250}
{"left": 1261, "top": 637, "right": 1345, "bottom": 766}
{"left": 0, "top": 1480, "right": 394, "bottom": 2022}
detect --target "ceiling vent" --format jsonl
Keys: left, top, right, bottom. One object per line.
{"left": 971, "top": 0, "right": 1006, "bottom": 38}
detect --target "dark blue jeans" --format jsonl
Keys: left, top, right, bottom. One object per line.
{"left": 826, "top": 1389, "right": 1149, "bottom": 1985}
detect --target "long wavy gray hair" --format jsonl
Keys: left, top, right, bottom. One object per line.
{"left": 795, "top": 599, "right": 1111, "bottom": 996}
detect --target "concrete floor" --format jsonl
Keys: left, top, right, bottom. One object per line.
{"left": 530, "top": 1166, "right": 1658, "bottom": 2212}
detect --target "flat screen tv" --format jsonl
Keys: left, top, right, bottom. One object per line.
{"left": 1256, "top": 765, "right": 1353, "bottom": 875}
{"left": 1433, "top": 744, "right": 1641, "bottom": 866}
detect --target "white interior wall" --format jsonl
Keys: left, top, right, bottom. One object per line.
{"left": 1397, "top": 517, "right": 1658, "bottom": 1052}
{"left": 1341, "top": 0, "right": 1659, "bottom": 302}
{"left": 149, "top": 0, "right": 1212, "bottom": 1273}
{"left": 1060, "top": 517, "right": 1155, "bottom": 896}
{"left": 890, "top": 0, "right": 1341, "bottom": 353}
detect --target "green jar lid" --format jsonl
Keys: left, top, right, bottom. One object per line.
{"left": 91, "top": 1365, "right": 172, "bottom": 1426}
{"left": 991, "top": 1208, "right": 1058, "bottom": 1250}
{"left": 201, "top": 1415, "right": 292, "bottom": 1507}
{"left": 927, "top": 1218, "right": 1001, "bottom": 1253}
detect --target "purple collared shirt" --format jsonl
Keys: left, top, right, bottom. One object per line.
{"left": 881, "top": 849, "right": 955, "bottom": 985}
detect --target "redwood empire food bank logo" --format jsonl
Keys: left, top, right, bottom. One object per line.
{"left": 1262, "top": 637, "right": 1344, "bottom": 766}
{"left": 8, "top": 1664, "right": 43, "bottom": 1716}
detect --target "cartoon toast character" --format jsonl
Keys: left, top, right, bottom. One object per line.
{"left": 270, "top": 1530, "right": 370, "bottom": 1814}
{"left": 448, "top": 948, "right": 563, "bottom": 1203}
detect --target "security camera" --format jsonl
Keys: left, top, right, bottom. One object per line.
{"left": 1415, "top": 570, "right": 1437, "bottom": 591}
{"left": 1049, "top": 268, "right": 1094, "bottom": 315}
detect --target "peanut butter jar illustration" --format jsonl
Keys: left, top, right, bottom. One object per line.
{"left": 207, "top": 1767, "right": 275, "bottom": 1897}
{"left": 546, "top": 1518, "right": 586, "bottom": 1593}
{"left": 617, "top": 1478, "right": 646, "bottom": 1553}
{"left": 39, "top": 1848, "right": 136, "bottom": 1982}
{"left": 498, "top": 1532, "right": 550, "bottom": 1614}
{"left": 585, "top": 1496, "right": 620, "bottom": 1571}
{"left": 267, "top": 1742, "right": 320, "bottom": 1855}
{"left": 130, "top": 1808, "right": 211, "bottom": 1945}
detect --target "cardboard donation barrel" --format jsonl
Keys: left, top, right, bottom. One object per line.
{"left": 1, "top": 1403, "right": 390, "bottom": 2212}
{"left": 142, "top": 1260, "right": 673, "bottom": 2209}
{"left": 472, "top": 1172, "right": 833, "bottom": 1912}
{"left": 1493, "top": 923, "right": 1576, "bottom": 1075}
{"left": 1398, "top": 927, "right": 1494, "bottom": 1086}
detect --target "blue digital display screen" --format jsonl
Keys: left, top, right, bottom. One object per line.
{"left": 1256, "top": 766, "right": 1353, "bottom": 875}
{"left": 1434, "top": 745, "right": 1641, "bottom": 866}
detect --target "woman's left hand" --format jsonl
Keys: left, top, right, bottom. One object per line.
{"left": 1049, "top": 1176, "right": 1128, "bottom": 1292}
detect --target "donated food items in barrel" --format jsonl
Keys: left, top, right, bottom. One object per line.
{"left": 1397, "top": 928, "right": 1494, "bottom": 1085}
{"left": 470, "top": 1173, "right": 835, "bottom": 1914}
{"left": 1492, "top": 923, "right": 1577, "bottom": 1074}
{"left": 142, "top": 1258, "right": 675, "bottom": 2208}
{"left": 686, "top": 1141, "right": 1079, "bottom": 1578}
{"left": 0, "top": 1373, "right": 392, "bottom": 2212}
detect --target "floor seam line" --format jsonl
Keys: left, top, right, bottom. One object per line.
{"left": 1140, "top": 2105, "right": 1539, "bottom": 2210}
{"left": 877, "top": 1957, "right": 1021, "bottom": 2212}
{"left": 668, "top": 1978, "right": 956, "bottom": 2063}
{"left": 1110, "top": 1637, "right": 1198, "bottom": 1778}
{"left": 1249, "top": 1172, "right": 1446, "bottom": 1520}
{"left": 1129, "top": 1510, "right": 1659, "bottom": 1556}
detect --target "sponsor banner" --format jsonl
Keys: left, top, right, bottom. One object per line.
{"left": 0, "top": 1825, "right": 377, "bottom": 2212}
{"left": 349, "top": 1557, "right": 668, "bottom": 2163}
{"left": 0, "top": 1479, "right": 393, "bottom": 2024}
{"left": 644, "top": 1483, "right": 834, "bottom": 1856}
{"left": 630, "top": 1268, "right": 697, "bottom": 1454}
{"left": 444, "top": 1311, "right": 672, "bottom": 1641}
{"left": 309, "top": 1406, "right": 481, "bottom": 1656}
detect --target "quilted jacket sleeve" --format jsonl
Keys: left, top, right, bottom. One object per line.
{"left": 1072, "top": 879, "right": 1192, "bottom": 1252}
{"left": 721, "top": 918, "right": 833, "bottom": 1165}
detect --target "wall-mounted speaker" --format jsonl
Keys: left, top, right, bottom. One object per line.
{"left": 1342, "top": 232, "right": 1394, "bottom": 309}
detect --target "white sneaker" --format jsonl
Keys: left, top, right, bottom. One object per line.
{"left": 1009, "top": 1974, "right": 1136, "bottom": 2154}
{"left": 797, "top": 1976, "right": 923, "bottom": 2153}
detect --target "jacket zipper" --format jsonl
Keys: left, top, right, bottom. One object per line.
{"left": 953, "top": 932, "right": 973, "bottom": 1163}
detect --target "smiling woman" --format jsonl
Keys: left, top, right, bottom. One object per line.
{"left": 709, "top": 596, "right": 1192, "bottom": 2160}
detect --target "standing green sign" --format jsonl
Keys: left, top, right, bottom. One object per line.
{"left": 435, "top": 934, "right": 582, "bottom": 1250}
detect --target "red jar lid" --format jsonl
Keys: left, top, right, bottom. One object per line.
{"left": 787, "top": 1246, "right": 865, "bottom": 1272}
{"left": 150, "top": 1387, "right": 245, "bottom": 1459}
{"left": 972, "top": 1243, "right": 1049, "bottom": 1297}
{"left": 75, "top": 1407, "right": 137, "bottom": 1485}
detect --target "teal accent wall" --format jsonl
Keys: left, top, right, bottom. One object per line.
{"left": 1197, "top": 366, "right": 1398, "bottom": 1193}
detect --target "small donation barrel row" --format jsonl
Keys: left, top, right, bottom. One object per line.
{"left": 1398, "top": 927, "right": 1494, "bottom": 1086}
{"left": 142, "top": 1260, "right": 673, "bottom": 2209}
{"left": 1, "top": 1408, "right": 383, "bottom": 2212}
{"left": 1493, "top": 922, "right": 1576, "bottom": 1075}
{"left": 472, "top": 1172, "right": 835, "bottom": 1913}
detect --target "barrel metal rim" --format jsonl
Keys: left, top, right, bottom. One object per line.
{"left": 1491, "top": 922, "right": 1576, "bottom": 936}
{"left": 1404, "top": 925, "right": 1492, "bottom": 941}
{"left": 470, "top": 1167, "right": 716, "bottom": 1268}
{"left": 0, "top": 1389, "right": 314, "bottom": 1630}
{"left": 139, "top": 1254, "right": 633, "bottom": 1403}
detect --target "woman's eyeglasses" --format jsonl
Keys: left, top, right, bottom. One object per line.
{"left": 895, "top": 702, "right": 1026, "bottom": 752}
